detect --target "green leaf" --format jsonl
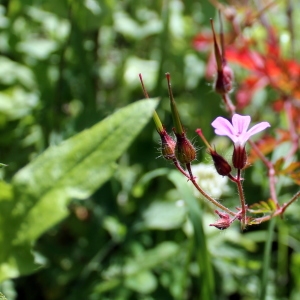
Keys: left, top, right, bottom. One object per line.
{"left": 132, "top": 168, "right": 170, "bottom": 198}
{"left": 248, "top": 199, "right": 277, "bottom": 214}
{"left": 94, "top": 241, "right": 179, "bottom": 294}
{"left": 0, "top": 98, "right": 158, "bottom": 282}
{"left": 125, "top": 270, "right": 157, "bottom": 294}
{"left": 167, "top": 170, "right": 215, "bottom": 300}
{"left": 0, "top": 292, "right": 7, "bottom": 300}
{"left": 142, "top": 201, "right": 186, "bottom": 230}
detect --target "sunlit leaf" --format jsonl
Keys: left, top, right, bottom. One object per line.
{"left": 248, "top": 199, "right": 276, "bottom": 214}
{"left": 0, "top": 98, "right": 158, "bottom": 282}
{"left": 274, "top": 157, "right": 285, "bottom": 174}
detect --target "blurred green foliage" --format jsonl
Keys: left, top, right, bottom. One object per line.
{"left": 0, "top": 0, "right": 299, "bottom": 300}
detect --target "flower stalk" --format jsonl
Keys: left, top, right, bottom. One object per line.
{"left": 165, "top": 72, "right": 184, "bottom": 135}
{"left": 141, "top": 64, "right": 298, "bottom": 230}
{"left": 210, "top": 17, "right": 236, "bottom": 115}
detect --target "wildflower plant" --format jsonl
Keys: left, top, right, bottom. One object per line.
{"left": 139, "top": 10, "right": 300, "bottom": 231}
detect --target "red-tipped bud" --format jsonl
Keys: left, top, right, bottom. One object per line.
{"left": 232, "top": 145, "right": 247, "bottom": 169}
{"left": 196, "top": 128, "right": 232, "bottom": 176}
{"left": 209, "top": 149, "right": 232, "bottom": 176}
{"left": 174, "top": 131, "right": 196, "bottom": 164}
{"left": 210, "top": 210, "right": 231, "bottom": 230}
{"left": 159, "top": 129, "right": 176, "bottom": 160}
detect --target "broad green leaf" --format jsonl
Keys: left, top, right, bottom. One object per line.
{"left": 0, "top": 244, "right": 39, "bottom": 283}
{"left": 0, "top": 98, "right": 158, "bottom": 282}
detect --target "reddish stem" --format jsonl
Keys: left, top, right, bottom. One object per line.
{"left": 222, "top": 93, "right": 235, "bottom": 116}
{"left": 248, "top": 140, "right": 279, "bottom": 209}
{"left": 185, "top": 163, "right": 236, "bottom": 217}
{"left": 236, "top": 169, "right": 247, "bottom": 229}
{"left": 172, "top": 159, "right": 192, "bottom": 179}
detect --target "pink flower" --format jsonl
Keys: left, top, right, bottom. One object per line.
{"left": 211, "top": 114, "right": 270, "bottom": 169}
{"left": 211, "top": 114, "right": 270, "bottom": 148}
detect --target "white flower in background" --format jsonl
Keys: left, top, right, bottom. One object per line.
{"left": 191, "top": 163, "right": 229, "bottom": 199}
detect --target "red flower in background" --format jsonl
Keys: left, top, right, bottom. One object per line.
{"left": 193, "top": 7, "right": 300, "bottom": 134}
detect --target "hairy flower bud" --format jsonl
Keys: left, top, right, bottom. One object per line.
{"left": 209, "top": 149, "right": 232, "bottom": 176}
{"left": 232, "top": 145, "right": 247, "bottom": 169}
{"left": 210, "top": 210, "right": 231, "bottom": 230}
{"left": 159, "top": 129, "right": 176, "bottom": 160}
{"left": 174, "top": 132, "right": 196, "bottom": 164}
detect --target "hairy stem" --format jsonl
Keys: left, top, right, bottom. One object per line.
{"left": 185, "top": 163, "right": 236, "bottom": 217}
{"left": 236, "top": 169, "right": 247, "bottom": 229}
{"left": 172, "top": 159, "right": 192, "bottom": 179}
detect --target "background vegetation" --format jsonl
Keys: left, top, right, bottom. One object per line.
{"left": 0, "top": 0, "right": 299, "bottom": 299}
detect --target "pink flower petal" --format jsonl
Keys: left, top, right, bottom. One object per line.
{"left": 232, "top": 114, "right": 251, "bottom": 135}
{"left": 211, "top": 117, "right": 237, "bottom": 142}
{"left": 243, "top": 122, "right": 271, "bottom": 141}
{"left": 211, "top": 114, "right": 271, "bottom": 147}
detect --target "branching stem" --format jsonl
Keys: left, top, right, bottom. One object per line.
{"left": 185, "top": 163, "right": 236, "bottom": 217}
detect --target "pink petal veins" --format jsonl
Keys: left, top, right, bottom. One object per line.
{"left": 232, "top": 114, "right": 251, "bottom": 135}
{"left": 211, "top": 117, "right": 237, "bottom": 142}
{"left": 243, "top": 121, "right": 271, "bottom": 141}
{"left": 212, "top": 114, "right": 271, "bottom": 146}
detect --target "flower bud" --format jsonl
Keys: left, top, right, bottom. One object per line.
{"left": 210, "top": 18, "right": 234, "bottom": 95}
{"left": 159, "top": 129, "right": 176, "bottom": 160}
{"left": 210, "top": 210, "right": 231, "bottom": 230}
{"left": 215, "top": 64, "right": 234, "bottom": 95}
{"left": 232, "top": 145, "right": 247, "bottom": 169}
{"left": 209, "top": 149, "right": 232, "bottom": 176}
{"left": 174, "top": 132, "right": 196, "bottom": 164}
